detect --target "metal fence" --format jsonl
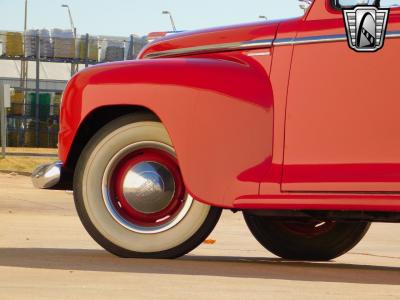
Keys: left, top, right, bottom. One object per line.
{"left": 7, "top": 99, "right": 60, "bottom": 148}
{"left": 0, "top": 29, "right": 149, "bottom": 148}
{"left": 7, "top": 114, "right": 59, "bottom": 148}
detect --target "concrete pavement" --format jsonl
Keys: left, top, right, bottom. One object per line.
{"left": 0, "top": 173, "right": 399, "bottom": 299}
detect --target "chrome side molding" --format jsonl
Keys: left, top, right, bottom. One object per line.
{"left": 387, "top": 30, "right": 400, "bottom": 38}
{"left": 274, "top": 34, "right": 347, "bottom": 46}
{"left": 145, "top": 30, "right": 400, "bottom": 59}
{"left": 144, "top": 39, "right": 274, "bottom": 59}
{"left": 274, "top": 30, "right": 400, "bottom": 46}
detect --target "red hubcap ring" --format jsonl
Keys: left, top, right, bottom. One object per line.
{"left": 101, "top": 142, "right": 194, "bottom": 234}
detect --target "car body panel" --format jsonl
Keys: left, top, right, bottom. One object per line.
{"left": 139, "top": 21, "right": 279, "bottom": 59}
{"left": 283, "top": 4, "right": 400, "bottom": 192}
{"left": 57, "top": 0, "right": 400, "bottom": 212}
{"left": 59, "top": 57, "right": 274, "bottom": 207}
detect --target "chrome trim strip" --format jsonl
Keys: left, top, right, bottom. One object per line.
{"left": 144, "top": 39, "right": 273, "bottom": 59}
{"left": 293, "top": 34, "right": 347, "bottom": 44}
{"left": 145, "top": 30, "right": 400, "bottom": 58}
{"left": 272, "top": 38, "right": 295, "bottom": 46}
{"left": 274, "top": 34, "right": 347, "bottom": 46}
{"left": 387, "top": 30, "right": 400, "bottom": 38}
{"left": 274, "top": 30, "right": 400, "bottom": 47}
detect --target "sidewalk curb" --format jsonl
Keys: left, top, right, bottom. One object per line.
{"left": 6, "top": 153, "right": 58, "bottom": 158}
{"left": 0, "top": 170, "right": 31, "bottom": 177}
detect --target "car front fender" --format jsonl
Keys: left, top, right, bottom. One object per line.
{"left": 60, "top": 57, "right": 274, "bottom": 207}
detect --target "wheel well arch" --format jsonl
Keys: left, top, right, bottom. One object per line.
{"left": 65, "top": 105, "right": 160, "bottom": 171}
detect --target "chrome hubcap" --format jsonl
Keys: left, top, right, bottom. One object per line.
{"left": 101, "top": 141, "right": 194, "bottom": 234}
{"left": 122, "top": 162, "right": 176, "bottom": 214}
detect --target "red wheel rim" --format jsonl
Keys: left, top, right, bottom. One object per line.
{"left": 109, "top": 148, "right": 186, "bottom": 228}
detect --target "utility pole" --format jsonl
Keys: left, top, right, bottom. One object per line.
{"left": 24, "top": 0, "right": 28, "bottom": 31}
{"left": 20, "top": 0, "right": 28, "bottom": 109}
{"left": 0, "top": 84, "right": 11, "bottom": 158}
{"left": 35, "top": 32, "right": 40, "bottom": 147}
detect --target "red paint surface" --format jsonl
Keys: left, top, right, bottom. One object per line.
{"left": 59, "top": 0, "right": 400, "bottom": 211}
{"left": 283, "top": 3, "right": 400, "bottom": 192}
{"left": 59, "top": 57, "right": 274, "bottom": 207}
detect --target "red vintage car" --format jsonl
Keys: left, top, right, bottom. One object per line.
{"left": 33, "top": 0, "right": 400, "bottom": 260}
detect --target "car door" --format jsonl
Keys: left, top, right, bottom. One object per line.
{"left": 282, "top": 0, "right": 400, "bottom": 192}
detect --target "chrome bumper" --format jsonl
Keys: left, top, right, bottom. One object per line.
{"left": 32, "top": 161, "right": 63, "bottom": 189}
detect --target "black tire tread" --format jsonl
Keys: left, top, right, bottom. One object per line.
{"left": 243, "top": 213, "right": 370, "bottom": 261}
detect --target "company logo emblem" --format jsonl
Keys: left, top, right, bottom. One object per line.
{"left": 343, "top": 6, "right": 389, "bottom": 52}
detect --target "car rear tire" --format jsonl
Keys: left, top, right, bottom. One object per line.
{"left": 243, "top": 213, "right": 370, "bottom": 261}
{"left": 74, "top": 114, "right": 222, "bottom": 258}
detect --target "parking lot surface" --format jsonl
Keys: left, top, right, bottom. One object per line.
{"left": 0, "top": 173, "right": 399, "bottom": 299}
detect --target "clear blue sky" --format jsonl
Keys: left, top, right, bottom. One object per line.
{"left": 0, "top": 0, "right": 303, "bottom": 37}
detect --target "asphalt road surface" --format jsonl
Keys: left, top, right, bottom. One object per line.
{"left": 0, "top": 173, "right": 399, "bottom": 300}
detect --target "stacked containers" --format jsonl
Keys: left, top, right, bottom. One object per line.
{"left": 39, "top": 119, "right": 51, "bottom": 147}
{"left": 24, "top": 29, "right": 36, "bottom": 57}
{"left": 25, "top": 29, "right": 53, "bottom": 58}
{"left": 5, "top": 32, "right": 24, "bottom": 57}
{"left": 24, "top": 93, "right": 59, "bottom": 147}
{"left": 47, "top": 117, "right": 59, "bottom": 148}
{"left": 7, "top": 117, "right": 23, "bottom": 147}
{"left": 78, "top": 35, "right": 99, "bottom": 61}
{"left": 24, "top": 119, "right": 36, "bottom": 147}
{"left": 52, "top": 29, "right": 75, "bottom": 59}
{"left": 7, "top": 117, "right": 31, "bottom": 147}
{"left": 132, "top": 37, "right": 148, "bottom": 59}
{"left": 7, "top": 117, "right": 16, "bottom": 146}
{"left": 26, "top": 93, "right": 50, "bottom": 147}
{"left": 26, "top": 93, "right": 51, "bottom": 120}
{"left": 125, "top": 36, "right": 148, "bottom": 60}
{"left": 51, "top": 93, "right": 62, "bottom": 116}
{"left": 101, "top": 39, "right": 125, "bottom": 62}
{"left": 39, "top": 29, "right": 53, "bottom": 58}
{"left": 10, "top": 91, "right": 25, "bottom": 116}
